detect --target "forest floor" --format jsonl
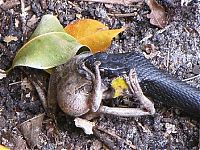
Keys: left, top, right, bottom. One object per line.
{"left": 0, "top": 0, "right": 200, "bottom": 149}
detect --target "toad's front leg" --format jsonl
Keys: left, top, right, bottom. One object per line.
{"left": 81, "top": 61, "right": 103, "bottom": 112}
{"left": 82, "top": 61, "right": 155, "bottom": 117}
{"left": 98, "top": 69, "right": 155, "bottom": 117}
{"left": 125, "top": 69, "right": 155, "bottom": 115}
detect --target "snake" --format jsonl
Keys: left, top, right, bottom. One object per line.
{"left": 82, "top": 51, "right": 200, "bottom": 117}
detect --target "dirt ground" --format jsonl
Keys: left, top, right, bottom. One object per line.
{"left": 0, "top": 0, "right": 200, "bottom": 150}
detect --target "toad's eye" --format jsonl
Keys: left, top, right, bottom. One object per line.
{"left": 76, "top": 84, "right": 92, "bottom": 94}
{"left": 82, "top": 84, "right": 92, "bottom": 94}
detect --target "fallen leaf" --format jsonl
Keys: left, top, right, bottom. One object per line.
{"left": 18, "top": 113, "right": 45, "bottom": 147}
{"left": 0, "top": 69, "right": 6, "bottom": 79}
{"left": 3, "top": 35, "right": 18, "bottom": 43}
{"left": 12, "top": 32, "right": 88, "bottom": 69}
{"left": 74, "top": 117, "right": 95, "bottom": 135}
{"left": 65, "top": 19, "right": 125, "bottom": 53}
{"left": 7, "top": 15, "right": 90, "bottom": 72}
{"left": 12, "top": 135, "right": 28, "bottom": 150}
{"left": 111, "top": 77, "right": 129, "bottom": 98}
{"left": 146, "top": 0, "right": 167, "bottom": 28}
{"left": 30, "top": 14, "right": 64, "bottom": 39}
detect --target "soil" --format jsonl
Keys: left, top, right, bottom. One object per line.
{"left": 0, "top": 0, "right": 200, "bottom": 150}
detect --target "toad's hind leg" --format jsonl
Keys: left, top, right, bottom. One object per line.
{"left": 98, "top": 106, "right": 152, "bottom": 117}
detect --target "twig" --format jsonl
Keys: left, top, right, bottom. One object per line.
{"left": 20, "top": 68, "right": 48, "bottom": 112}
{"left": 20, "top": 0, "right": 25, "bottom": 14}
{"left": 31, "top": 79, "right": 48, "bottom": 112}
{"left": 199, "top": 123, "right": 200, "bottom": 149}
{"left": 182, "top": 74, "right": 200, "bottom": 82}
{"left": 68, "top": 1, "right": 82, "bottom": 12}
{"left": 107, "top": 13, "right": 136, "bottom": 17}
{"left": 154, "top": 24, "right": 171, "bottom": 35}
{"left": 95, "top": 126, "right": 138, "bottom": 149}
{"left": 80, "top": 0, "right": 143, "bottom": 5}
{"left": 140, "top": 34, "right": 153, "bottom": 43}
{"left": 166, "top": 51, "right": 170, "bottom": 71}
{"left": 9, "top": 81, "right": 23, "bottom": 86}
{"left": 93, "top": 128, "right": 118, "bottom": 150}
{"left": 20, "top": 0, "right": 27, "bottom": 40}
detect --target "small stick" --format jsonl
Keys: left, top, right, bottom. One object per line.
{"left": 31, "top": 80, "right": 48, "bottom": 112}
{"left": 20, "top": 0, "right": 27, "bottom": 40}
{"left": 199, "top": 124, "right": 200, "bottom": 149}
{"left": 9, "top": 81, "right": 23, "bottom": 86}
{"left": 182, "top": 74, "right": 200, "bottom": 82}
{"left": 93, "top": 128, "right": 118, "bottom": 150}
{"left": 107, "top": 13, "right": 136, "bottom": 17}
{"left": 166, "top": 51, "right": 170, "bottom": 72}
{"left": 20, "top": 0, "right": 25, "bottom": 14}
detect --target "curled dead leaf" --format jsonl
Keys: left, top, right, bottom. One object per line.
{"left": 146, "top": 0, "right": 167, "bottom": 28}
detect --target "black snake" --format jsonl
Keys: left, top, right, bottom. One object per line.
{"left": 83, "top": 51, "right": 200, "bottom": 117}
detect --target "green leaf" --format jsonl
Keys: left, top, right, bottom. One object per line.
{"left": 12, "top": 32, "right": 89, "bottom": 69}
{"left": 30, "top": 14, "right": 64, "bottom": 39}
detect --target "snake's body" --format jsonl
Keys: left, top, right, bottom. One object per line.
{"left": 83, "top": 51, "right": 200, "bottom": 117}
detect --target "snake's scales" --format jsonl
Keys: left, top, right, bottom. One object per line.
{"left": 83, "top": 51, "right": 200, "bottom": 117}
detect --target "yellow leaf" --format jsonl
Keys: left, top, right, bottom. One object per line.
{"left": 64, "top": 19, "right": 125, "bottom": 53}
{"left": 0, "top": 145, "right": 10, "bottom": 150}
{"left": 111, "top": 77, "right": 128, "bottom": 98}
